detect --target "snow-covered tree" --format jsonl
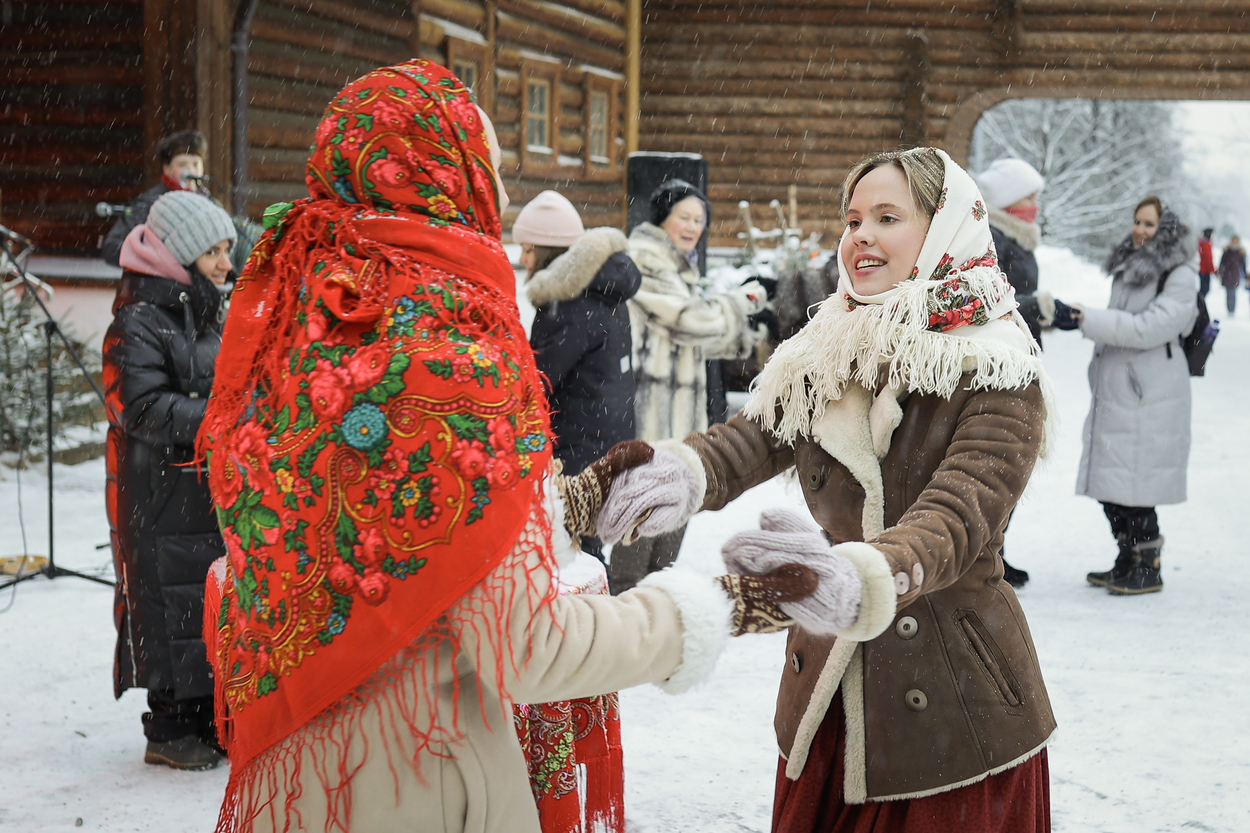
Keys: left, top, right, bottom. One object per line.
{"left": 969, "top": 99, "right": 1208, "bottom": 260}
{"left": 0, "top": 264, "right": 101, "bottom": 459}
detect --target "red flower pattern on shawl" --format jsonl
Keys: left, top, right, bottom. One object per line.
{"left": 197, "top": 61, "right": 554, "bottom": 802}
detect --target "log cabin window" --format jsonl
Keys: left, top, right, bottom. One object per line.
{"left": 453, "top": 59, "right": 479, "bottom": 99}
{"left": 588, "top": 90, "right": 609, "bottom": 163}
{"left": 526, "top": 77, "right": 552, "bottom": 152}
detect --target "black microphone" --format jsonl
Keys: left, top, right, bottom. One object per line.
{"left": 183, "top": 174, "right": 212, "bottom": 185}
{"left": 95, "top": 202, "right": 129, "bottom": 219}
{"left": 0, "top": 223, "right": 34, "bottom": 247}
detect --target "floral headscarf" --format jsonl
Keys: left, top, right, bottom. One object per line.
{"left": 199, "top": 61, "right": 555, "bottom": 817}
{"left": 746, "top": 148, "right": 1054, "bottom": 449}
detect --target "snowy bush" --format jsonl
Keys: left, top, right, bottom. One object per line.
{"left": 0, "top": 269, "right": 102, "bottom": 460}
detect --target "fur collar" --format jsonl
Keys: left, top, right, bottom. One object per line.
{"left": 525, "top": 227, "right": 628, "bottom": 306}
{"left": 1103, "top": 208, "right": 1193, "bottom": 287}
{"left": 988, "top": 207, "right": 1041, "bottom": 252}
{"left": 629, "top": 222, "right": 696, "bottom": 283}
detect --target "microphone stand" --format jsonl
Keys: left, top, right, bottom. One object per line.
{"left": 1, "top": 233, "right": 114, "bottom": 590}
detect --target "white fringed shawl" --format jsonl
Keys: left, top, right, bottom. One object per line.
{"left": 744, "top": 148, "right": 1057, "bottom": 456}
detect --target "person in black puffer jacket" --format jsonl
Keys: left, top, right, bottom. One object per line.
{"left": 974, "top": 158, "right": 1051, "bottom": 589}
{"left": 104, "top": 190, "right": 236, "bottom": 770}
{"left": 513, "top": 191, "right": 641, "bottom": 564}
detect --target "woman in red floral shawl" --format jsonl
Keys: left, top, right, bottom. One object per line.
{"left": 199, "top": 61, "right": 821, "bottom": 833}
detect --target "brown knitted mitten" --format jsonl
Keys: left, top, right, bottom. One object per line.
{"left": 714, "top": 563, "right": 819, "bottom": 636}
{"left": 557, "top": 440, "right": 655, "bottom": 539}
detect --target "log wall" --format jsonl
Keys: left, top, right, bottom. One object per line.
{"left": 243, "top": 0, "right": 628, "bottom": 234}
{"left": 2, "top": 0, "right": 147, "bottom": 254}
{"left": 638, "top": 0, "right": 1250, "bottom": 246}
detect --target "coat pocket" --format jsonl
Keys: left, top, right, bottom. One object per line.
{"left": 955, "top": 609, "right": 1023, "bottom": 709}
{"left": 1125, "top": 362, "right": 1144, "bottom": 401}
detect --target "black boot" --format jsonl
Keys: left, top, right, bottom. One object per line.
{"left": 144, "top": 736, "right": 224, "bottom": 770}
{"left": 1106, "top": 536, "right": 1164, "bottom": 595}
{"left": 1087, "top": 533, "right": 1134, "bottom": 587}
{"left": 1002, "top": 558, "right": 1029, "bottom": 588}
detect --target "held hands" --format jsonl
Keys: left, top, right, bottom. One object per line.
{"left": 596, "top": 443, "right": 704, "bottom": 544}
{"left": 1051, "top": 298, "right": 1084, "bottom": 330}
{"left": 721, "top": 509, "right": 863, "bottom": 635}
{"left": 557, "top": 440, "right": 656, "bottom": 540}
{"left": 714, "top": 564, "right": 819, "bottom": 636}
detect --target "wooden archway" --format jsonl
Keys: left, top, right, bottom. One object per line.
{"left": 637, "top": 1, "right": 1250, "bottom": 245}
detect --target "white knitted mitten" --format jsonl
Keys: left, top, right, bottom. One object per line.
{"left": 721, "top": 508, "right": 862, "bottom": 634}
{"left": 596, "top": 447, "right": 703, "bottom": 544}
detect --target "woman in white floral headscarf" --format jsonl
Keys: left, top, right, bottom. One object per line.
{"left": 591, "top": 148, "right": 1059, "bottom": 832}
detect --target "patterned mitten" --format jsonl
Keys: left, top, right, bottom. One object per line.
{"left": 556, "top": 440, "right": 655, "bottom": 539}
{"left": 722, "top": 508, "right": 862, "bottom": 634}
{"left": 596, "top": 447, "right": 703, "bottom": 544}
{"left": 714, "top": 564, "right": 819, "bottom": 636}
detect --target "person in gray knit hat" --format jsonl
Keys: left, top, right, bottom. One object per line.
{"left": 146, "top": 190, "right": 238, "bottom": 281}
{"left": 103, "top": 190, "right": 237, "bottom": 771}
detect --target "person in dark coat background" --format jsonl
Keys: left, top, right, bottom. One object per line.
{"left": 974, "top": 158, "right": 1049, "bottom": 588}
{"left": 1218, "top": 234, "right": 1246, "bottom": 315}
{"left": 514, "top": 190, "right": 641, "bottom": 564}
{"left": 101, "top": 130, "right": 213, "bottom": 268}
{"left": 103, "top": 190, "right": 236, "bottom": 770}
{"left": 1197, "top": 227, "right": 1215, "bottom": 297}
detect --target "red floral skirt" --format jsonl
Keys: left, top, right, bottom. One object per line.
{"left": 773, "top": 691, "right": 1050, "bottom": 833}
{"left": 513, "top": 554, "right": 625, "bottom": 833}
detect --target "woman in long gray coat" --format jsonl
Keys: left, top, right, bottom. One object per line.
{"left": 1051, "top": 196, "right": 1197, "bottom": 595}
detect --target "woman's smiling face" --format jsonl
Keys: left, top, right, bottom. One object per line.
{"left": 840, "top": 164, "right": 930, "bottom": 296}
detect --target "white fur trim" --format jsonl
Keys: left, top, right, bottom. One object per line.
{"left": 652, "top": 438, "right": 708, "bottom": 508}
{"left": 544, "top": 470, "right": 581, "bottom": 570}
{"left": 638, "top": 568, "right": 733, "bottom": 694}
{"left": 525, "top": 226, "right": 627, "bottom": 306}
{"left": 809, "top": 384, "right": 885, "bottom": 540}
{"left": 829, "top": 542, "right": 897, "bottom": 642}
{"left": 783, "top": 638, "right": 858, "bottom": 779}
{"left": 841, "top": 645, "right": 868, "bottom": 803}
{"left": 865, "top": 736, "right": 1052, "bottom": 802}
{"left": 869, "top": 385, "right": 906, "bottom": 460}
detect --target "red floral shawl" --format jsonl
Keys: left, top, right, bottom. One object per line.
{"left": 198, "top": 61, "right": 553, "bottom": 786}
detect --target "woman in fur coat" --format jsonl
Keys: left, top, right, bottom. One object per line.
{"left": 612, "top": 180, "right": 768, "bottom": 592}
{"left": 589, "top": 147, "right": 1059, "bottom": 832}
{"left": 1051, "top": 197, "right": 1198, "bottom": 595}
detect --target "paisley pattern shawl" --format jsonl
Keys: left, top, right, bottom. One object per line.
{"left": 745, "top": 148, "right": 1056, "bottom": 453}
{"left": 197, "top": 60, "right": 555, "bottom": 803}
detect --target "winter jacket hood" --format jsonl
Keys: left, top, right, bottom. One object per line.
{"left": 988, "top": 206, "right": 1041, "bottom": 252}
{"left": 525, "top": 227, "right": 638, "bottom": 306}
{"left": 1103, "top": 208, "right": 1193, "bottom": 287}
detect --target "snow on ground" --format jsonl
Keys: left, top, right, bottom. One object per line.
{"left": 1, "top": 247, "right": 1247, "bottom": 831}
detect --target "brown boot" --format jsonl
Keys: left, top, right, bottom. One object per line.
{"left": 144, "top": 736, "right": 224, "bottom": 770}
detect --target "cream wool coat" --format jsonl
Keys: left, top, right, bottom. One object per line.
{"left": 240, "top": 480, "right": 733, "bottom": 833}
{"left": 627, "top": 223, "right": 764, "bottom": 441}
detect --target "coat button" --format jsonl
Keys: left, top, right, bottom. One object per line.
{"left": 806, "top": 465, "right": 826, "bottom": 491}
{"left": 790, "top": 652, "right": 803, "bottom": 673}
{"left": 905, "top": 689, "right": 928, "bottom": 711}
{"left": 895, "top": 616, "right": 918, "bottom": 640}
{"left": 894, "top": 572, "right": 910, "bottom": 595}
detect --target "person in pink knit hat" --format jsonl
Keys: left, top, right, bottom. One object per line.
{"left": 514, "top": 190, "right": 642, "bottom": 568}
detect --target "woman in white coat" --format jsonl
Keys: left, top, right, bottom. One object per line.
{"left": 1051, "top": 196, "right": 1198, "bottom": 595}
{"left": 612, "top": 180, "right": 768, "bottom": 592}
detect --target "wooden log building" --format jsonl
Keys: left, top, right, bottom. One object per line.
{"left": 4, "top": 0, "right": 1250, "bottom": 262}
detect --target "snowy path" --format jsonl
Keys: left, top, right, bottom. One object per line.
{"left": 2, "top": 253, "right": 1247, "bottom": 831}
